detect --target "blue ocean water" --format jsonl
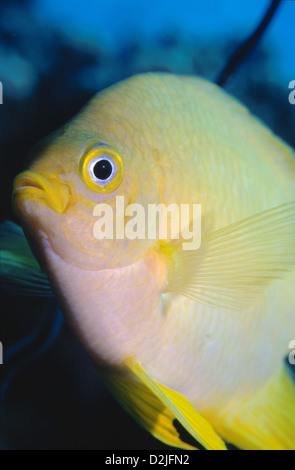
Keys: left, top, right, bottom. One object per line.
{"left": 33, "top": 0, "right": 294, "bottom": 81}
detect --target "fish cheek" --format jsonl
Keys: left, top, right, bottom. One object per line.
{"left": 55, "top": 210, "right": 141, "bottom": 269}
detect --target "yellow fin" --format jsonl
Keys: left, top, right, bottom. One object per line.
{"left": 99, "top": 366, "right": 198, "bottom": 449}
{"left": 125, "top": 358, "right": 227, "bottom": 450}
{"left": 164, "top": 202, "right": 295, "bottom": 310}
{"left": 215, "top": 366, "right": 295, "bottom": 450}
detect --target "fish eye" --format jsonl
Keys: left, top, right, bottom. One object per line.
{"left": 88, "top": 156, "right": 116, "bottom": 184}
{"left": 79, "top": 143, "right": 124, "bottom": 193}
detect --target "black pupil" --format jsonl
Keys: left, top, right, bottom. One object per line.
{"left": 93, "top": 159, "right": 113, "bottom": 180}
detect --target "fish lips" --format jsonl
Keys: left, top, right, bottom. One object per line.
{"left": 13, "top": 170, "right": 70, "bottom": 215}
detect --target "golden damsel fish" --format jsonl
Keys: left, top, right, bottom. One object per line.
{"left": 5, "top": 73, "right": 295, "bottom": 449}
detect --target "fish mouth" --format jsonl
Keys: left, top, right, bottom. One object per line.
{"left": 13, "top": 170, "right": 70, "bottom": 214}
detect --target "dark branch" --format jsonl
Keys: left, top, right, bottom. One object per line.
{"left": 215, "top": 0, "right": 283, "bottom": 88}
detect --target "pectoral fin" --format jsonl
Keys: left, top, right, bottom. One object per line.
{"left": 163, "top": 202, "right": 295, "bottom": 310}
{"left": 0, "top": 221, "right": 52, "bottom": 296}
{"left": 116, "top": 358, "right": 226, "bottom": 450}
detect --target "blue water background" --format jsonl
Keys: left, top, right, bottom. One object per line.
{"left": 33, "top": 0, "right": 294, "bottom": 81}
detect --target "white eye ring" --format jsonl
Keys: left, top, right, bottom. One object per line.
{"left": 87, "top": 155, "right": 117, "bottom": 187}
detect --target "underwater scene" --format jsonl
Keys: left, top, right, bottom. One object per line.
{"left": 1, "top": 0, "right": 295, "bottom": 451}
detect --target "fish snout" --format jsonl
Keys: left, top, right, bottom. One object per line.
{"left": 13, "top": 170, "right": 70, "bottom": 214}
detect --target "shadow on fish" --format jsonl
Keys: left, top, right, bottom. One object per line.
{"left": 1, "top": 0, "right": 295, "bottom": 450}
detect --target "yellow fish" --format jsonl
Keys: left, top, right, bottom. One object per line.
{"left": 5, "top": 73, "right": 295, "bottom": 450}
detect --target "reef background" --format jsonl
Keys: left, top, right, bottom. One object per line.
{"left": 0, "top": 0, "right": 294, "bottom": 450}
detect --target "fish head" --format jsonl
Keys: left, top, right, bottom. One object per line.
{"left": 12, "top": 76, "right": 171, "bottom": 271}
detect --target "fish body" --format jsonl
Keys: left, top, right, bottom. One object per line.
{"left": 10, "top": 74, "right": 295, "bottom": 449}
